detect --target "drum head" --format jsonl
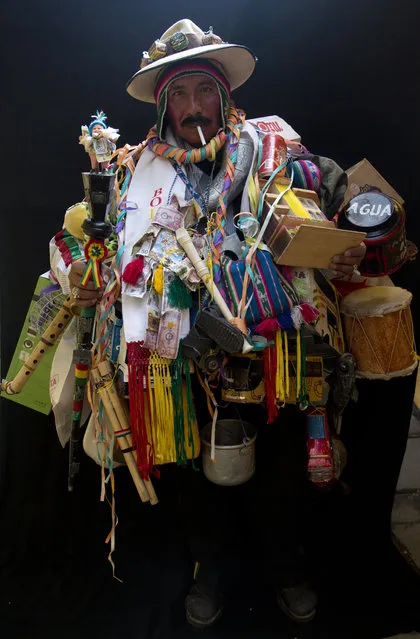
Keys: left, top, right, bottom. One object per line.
{"left": 339, "top": 192, "right": 397, "bottom": 235}
{"left": 340, "top": 286, "right": 412, "bottom": 317}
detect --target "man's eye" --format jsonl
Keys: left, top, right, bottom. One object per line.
{"left": 201, "top": 86, "right": 213, "bottom": 93}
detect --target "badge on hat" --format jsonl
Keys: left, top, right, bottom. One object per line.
{"left": 149, "top": 40, "right": 167, "bottom": 62}
{"left": 169, "top": 31, "right": 189, "bottom": 52}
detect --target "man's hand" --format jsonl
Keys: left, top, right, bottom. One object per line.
{"left": 69, "top": 261, "right": 103, "bottom": 308}
{"left": 329, "top": 242, "right": 366, "bottom": 279}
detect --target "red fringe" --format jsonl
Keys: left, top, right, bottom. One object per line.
{"left": 127, "top": 341, "right": 151, "bottom": 479}
{"left": 263, "top": 345, "right": 278, "bottom": 424}
{"left": 122, "top": 255, "right": 144, "bottom": 285}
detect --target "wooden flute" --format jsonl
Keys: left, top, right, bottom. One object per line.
{"left": 1, "top": 294, "right": 76, "bottom": 395}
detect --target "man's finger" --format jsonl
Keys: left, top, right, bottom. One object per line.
{"left": 330, "top": 263, "right": 354, "bottom": 275}
{"left": 344, "top": 242, "right": 366, "bottom": 258}
{"left": 330, "top": 255, "right": 360, "bottom": 266}
{"left": 73, "top": 299, "right": 98, "bottom": 308}
{"left": 69, "top": 277, "right": 100, "bottom": 292}
{"left": 73, "top": 288, "right": 101, "bottom": 300}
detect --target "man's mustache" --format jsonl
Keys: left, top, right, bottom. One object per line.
{"left": 181, "top": 115, "right": 211, "bottom": 127}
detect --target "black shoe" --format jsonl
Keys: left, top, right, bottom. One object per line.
{"left": 185, "top": 584, "right": 224, "bottom": 629}
{"left": 181, "top": 324, "right": 214, "bottom": 364}
{"left": 195, "top": 306, "right": 244, "bottom": 354}
{"left": 276, "top": 582, "right": 317, "bottom": 622}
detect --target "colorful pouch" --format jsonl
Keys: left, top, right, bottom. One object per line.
{"left": 220, "top": 248, "right": 299, "bottom": 326}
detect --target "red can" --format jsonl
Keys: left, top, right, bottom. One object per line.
{"left": 258, "top": 134, "right": 287, "bottom": 179}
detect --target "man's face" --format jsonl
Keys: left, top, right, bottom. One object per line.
{"left": 166, "top": 74, "right": 221, "bottom": 147}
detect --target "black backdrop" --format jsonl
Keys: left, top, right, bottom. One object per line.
{"left": 1, "top": 1, "right": 420, "bottom": 638}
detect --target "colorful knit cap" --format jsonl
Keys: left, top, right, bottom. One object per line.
{"left": 88, "top": 110, "right": 108, "bottom": 135}
{"left": 287, "top": 159, "right": 322, "bottom": 193}
{"left": 154, "top": 59, "right": 231, "bottom": 139}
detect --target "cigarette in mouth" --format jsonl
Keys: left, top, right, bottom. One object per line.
{"left": 197, "top": 126, "right": 206, "bottom": 146}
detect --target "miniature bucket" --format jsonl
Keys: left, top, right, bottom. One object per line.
{"left": 201, "top": 419, "right": 257, "bottom": 487}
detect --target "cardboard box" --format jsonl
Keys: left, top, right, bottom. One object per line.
{"left": 247, "top": 115, "right": 301, "bottom": 141}
{"left": 344, "top": 158, "right": 404, "bottom": 207}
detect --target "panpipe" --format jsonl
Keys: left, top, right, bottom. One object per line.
{"left": 91, "top": 361, "right": 158, "bottom": 505}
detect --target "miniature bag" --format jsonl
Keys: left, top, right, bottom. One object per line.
{"left": 220, "top": 248, "right": 300, "bottom": 326}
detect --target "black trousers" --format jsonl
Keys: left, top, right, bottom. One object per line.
{"left": 176, "top": 402, "right": 310, "bottom": 594}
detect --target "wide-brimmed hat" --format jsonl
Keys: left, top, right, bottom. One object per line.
{"left": 126, "top": 19, "right": 257, "bottom": 103}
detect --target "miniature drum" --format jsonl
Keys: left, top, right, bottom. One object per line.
{"left": 340, "top": 286, "right": 417, "bottom": 380}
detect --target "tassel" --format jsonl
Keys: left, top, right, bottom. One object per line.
{"left": 284, "top": 331, "right": 289, "bottom": 399}
{"left": 171, "top": 351, "right": 187, "bottom": 465}
{"left": 276, "top": 312, "right": 295, "bottom": 331}
{"left": 254, "top": 318, "right": 280, "bottom": 338}
{"left": 275, "top": 330, "right": 285, "bottom": 406}
{"left": 300, "top": 302, "right": 319, "bottom": 324}
{"left": 168, "top": 277, "right": 193, "bottom": 310}
{"left": 126, "top": 341, "right": 151, "bottom": 479}
{"left": 291, "top": 306, "right": 303, "bottom": 330}
{"left": 170, "top": 350, "right": 198, "bottom": 467}
{"left": 153, "top": 264, "right": 164, "bottom": 295}
{"left": 122, "top": 255, "right": 144, "bottom": 285}
{"left": 296, "top": 329, "right": 301, "bottom": 400}
{"left": 296, "top": 328, "right": 307, "bottom": 408}
{"left": 148, "top": 352, "right": 175, "bottom": 464}
{"left": 263, "top": 345, "right": 278, "bottom": 423}
{"left": 184, "top": 357, "right": 198, "bottom": 469}
{"left": 292, "top": 276, "right": 310, "bottom": 301}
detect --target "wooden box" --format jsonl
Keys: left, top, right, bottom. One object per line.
{"left": 263, "top": 181, "right": 365, "bottom": 269}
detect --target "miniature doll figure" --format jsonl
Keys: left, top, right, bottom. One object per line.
{"left": 79, "top": 110, "right": 120, "bottom": 171}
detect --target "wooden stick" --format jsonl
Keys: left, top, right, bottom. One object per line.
{"left": 91, "top": 367, "right": 151, "bottom": 504}
{"left": 1, "top": 295, "right": 75, "bottom": 395}
{"left": 97, "top": 361, "right": 159, "bottom": 505}
{"left": 176, "top": 228, "right": 253, "bottom": 354}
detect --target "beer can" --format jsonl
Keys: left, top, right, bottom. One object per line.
{"left": 258, "top": 134, "right": 287, "bottom": 179}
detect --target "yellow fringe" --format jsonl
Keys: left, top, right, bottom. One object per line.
{"left": 148, "top": 352, "right": 175, "bottom": 464}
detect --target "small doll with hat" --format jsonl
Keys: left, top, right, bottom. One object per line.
{"left": 79, "top": 110, "right": 120, "bottom": 171}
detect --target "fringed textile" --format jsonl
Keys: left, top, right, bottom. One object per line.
{"left": 263, "top": 342, "right": 278, "bottom": 424}
{"left": 170, "top": 349, "right": 197, "bottom": 467}
{"left": 148, "top": 352, "right": 175, "bottom": 465}
{"left": 127, "top": 341, "right": 152, "bottom": 479}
